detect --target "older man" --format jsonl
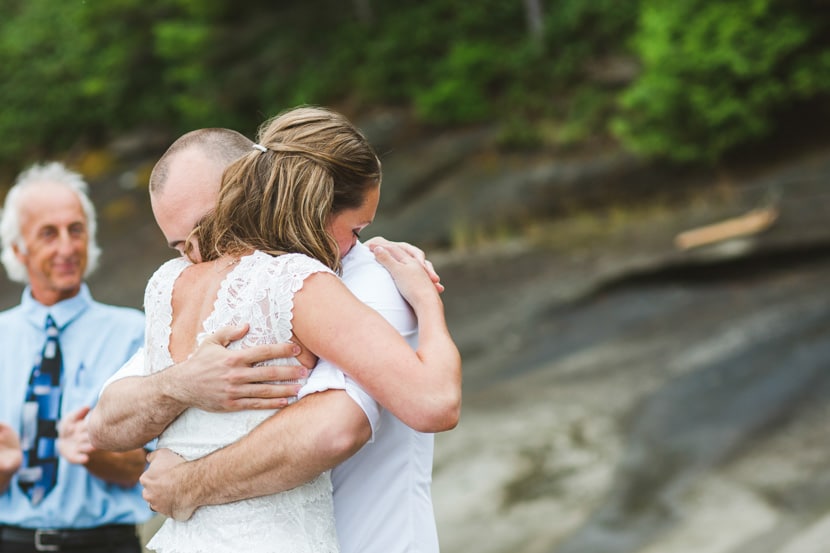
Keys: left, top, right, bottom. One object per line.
{"left": 0, "top": 162, "right": 151, "bottom": 553}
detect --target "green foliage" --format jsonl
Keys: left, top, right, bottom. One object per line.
{"left": 349, "top": 0, "right": 529, "bottom": 123}
{"left": 542, "top": 0, "right": 640, "bottom": 82}
{"left": 0, "top": 0, "right": 176, "bottom": 162}
{"left": 414, "top": 41, "right": 503, "bottom": 123}
{"left": 612, "top": 0, "right": 830, "bottom": 162}
{"left": 0, "top": 0, "right": 829, "bottom": 168}
{"left": 495, "top": 0, "right": 640, "bottom": 148}
{"left": 0, "top": 3, "right": 95, "bottom": 159}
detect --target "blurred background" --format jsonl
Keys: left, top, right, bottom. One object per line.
{"left": 1, "top": 1, "right": 830, "bottom": 552}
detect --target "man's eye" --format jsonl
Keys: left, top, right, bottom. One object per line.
{"left": 39, "top": 228, "right": 57, "bottom": 240}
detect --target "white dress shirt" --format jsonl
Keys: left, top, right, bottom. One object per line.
{"left": 300, "top": 241, "right": 439, "bottom": 553}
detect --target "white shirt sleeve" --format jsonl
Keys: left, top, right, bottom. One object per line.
{"left": 300, "top": 361, "right": 380, "bottom": 441}
{"left": 98, "top": 346, "right": 147, "bottom": 396}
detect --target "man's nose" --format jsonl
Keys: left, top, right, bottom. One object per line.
{"left": 56, "top": 230, "right": 79, "bottom": 254}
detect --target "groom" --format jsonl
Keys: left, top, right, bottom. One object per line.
{"left": 88, "top": 126, "right": 460, "bottom": 553}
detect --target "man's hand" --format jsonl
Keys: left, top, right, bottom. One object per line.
{"left": 0, "top": 423, "right": 22, "bottom": 492}
{"left": 57, "top": 406, "right": 94, "bottom": 464}
{"left": 141, "top": 448, "right": 193, "bottom": 520}
{"left": 365, "top": 237, "right": 444, "bottom": 293}
{"left": 90, "top": 325, "right": 310, "bottom": 453}
{"left": 163, "top": 324, "right": 311, "bottom": 412}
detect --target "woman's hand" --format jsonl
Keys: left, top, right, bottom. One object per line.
{"left": 365, "top": 237, "right": 444, "bottom": 293}
{"left": 371, "top": 244, "right": 443, "bottom": 309}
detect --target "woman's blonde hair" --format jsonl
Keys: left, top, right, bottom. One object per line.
{"left": 193, "top": 106, "right": 381, "bottom": 272}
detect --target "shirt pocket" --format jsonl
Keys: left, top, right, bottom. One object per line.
{"left": 60, "top": 360, "right": 100, "bottom": 414}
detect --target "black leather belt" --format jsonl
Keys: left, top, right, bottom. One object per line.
{"left": 0, "top": 524, "right": 137, "bottom": 551}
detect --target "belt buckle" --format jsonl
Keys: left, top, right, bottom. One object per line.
{"left": 34, "top": 529, "right": 61, "bottom": 552}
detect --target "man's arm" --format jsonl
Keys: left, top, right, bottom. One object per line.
{"left": 57, "top": 405, "right": 147, "bottom": 487}
{"left": 88, "top": 325, "right": 309, "bottom": 451}
{"left": 88, "top": 373, "right": 182, "bottom": 451}
{"left": 141, "top": 389, "right": 370, "bottom": 520}
{"left": 84, "top": 449, "right": 148, "bottom": 487}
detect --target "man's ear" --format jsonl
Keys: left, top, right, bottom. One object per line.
{"left": 12, "top": 242, "right": 25, "bottom": 263}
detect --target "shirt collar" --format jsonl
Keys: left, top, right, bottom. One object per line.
{"left": 20, "top": 283, "right": 92, "bottom": 331}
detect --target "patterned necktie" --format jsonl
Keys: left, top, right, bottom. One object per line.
{"left": 18, "top": 315, "right": 63, "bottom": 505}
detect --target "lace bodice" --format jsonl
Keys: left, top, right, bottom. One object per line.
{"left": 143, "top": 251, "right": 339, "bottom": 553}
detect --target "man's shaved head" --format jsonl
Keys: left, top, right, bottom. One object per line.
{"left": 149, "top": 128, "right": 254, "bottom": 258}
{"left": 150, "top": 128, "right": 254, "bottom": 194}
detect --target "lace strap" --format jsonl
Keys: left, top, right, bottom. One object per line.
{"left": 213, "top": 252, "right": 335, "bottom": 347}
{"left": 144, "top": 257, "right": 190, "bottom": 372}
{"left": 144, "top": 257, "right": 190, "bottom": 314}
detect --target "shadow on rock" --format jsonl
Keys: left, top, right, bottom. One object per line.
{"left": 553, "top": 304, "right": 830, "bottom": 553}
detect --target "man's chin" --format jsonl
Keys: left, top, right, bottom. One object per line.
{"left": 53, "top": 278, "right": 84, "bottom": 295}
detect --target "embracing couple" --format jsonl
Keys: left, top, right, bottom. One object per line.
{"left": 87, "top": 106, "right": 462, "bottom": 553}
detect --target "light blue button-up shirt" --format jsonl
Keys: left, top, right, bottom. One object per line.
{"left": 0, "top": 283, "right": 152, "bottom": 529}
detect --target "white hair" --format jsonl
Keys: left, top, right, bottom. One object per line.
{"left": 0, "top": 162, "right": 101, "bottom": 283}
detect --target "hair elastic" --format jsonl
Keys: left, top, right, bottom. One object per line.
{"left": 252, "top": 143, "right": 268, "bottom": 153}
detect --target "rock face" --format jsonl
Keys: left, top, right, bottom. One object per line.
{"left": 2, "top": 119, "right": 829, "bottom": 553}
{"left": 432, "top": 242, "right": 830, "bottom": 553}
{"left": 364, "top": 122, "right": 830, "bottom": 553}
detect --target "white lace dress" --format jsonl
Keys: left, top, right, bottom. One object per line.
{"left": 144, "top": 251, "right": 339, "bottom": 553}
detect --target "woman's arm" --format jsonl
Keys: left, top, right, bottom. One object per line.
{"left": 292, "top": 246, "right": 461, "bottom": 432}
